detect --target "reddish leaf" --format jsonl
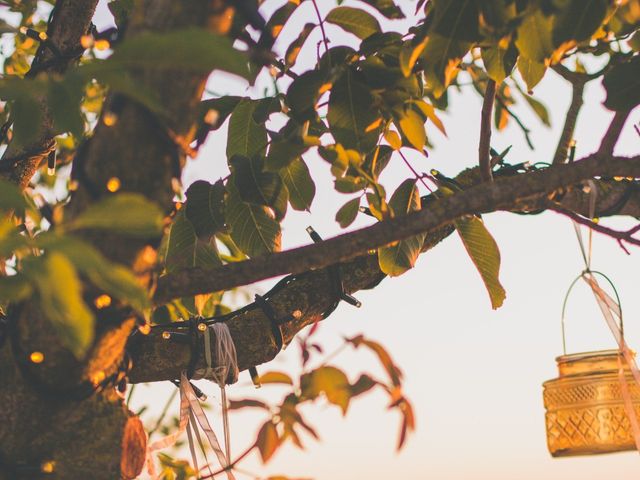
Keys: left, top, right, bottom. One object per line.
{"left": 256, "top": 421, "right": 280, "bottom": 463}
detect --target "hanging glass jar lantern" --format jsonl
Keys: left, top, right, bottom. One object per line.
{"left": 542, "top": 272, "right": 640, "bottom": 457}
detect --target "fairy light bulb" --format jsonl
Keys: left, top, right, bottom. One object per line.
{"left": 94, "top": 39, "right": 110, "bottom": 51}
{"left": 106, "top": 177, "right": 121, "bottom": 192}
{"left": 138, "top": 324, "right": 151, "bottom": 335}
{"left": 197, "top": 323, "right": 207, "bottom": 332}
{"left": 80, "top": 35, "right": 94, "bottom": 49}
{"left": 162, "top": 331, "right": 171, "bottom": 340}
{"left": 30, "top": 351, "right": 45, "bottom": 364}
{"left": 41, "top": 461, "right": 55, "bottom": 473}
{"left": 103, "top": 111, "right": 118, "bottom": 127}
{"left": 94, "top": 294, "right": 112, "bottom": 309}
{"left": 91, "top": 370, "right": 106, "bottom": 385}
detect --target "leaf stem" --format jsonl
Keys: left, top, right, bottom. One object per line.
{"left": 479, "top": 79, "right": 496, "bottom": 182}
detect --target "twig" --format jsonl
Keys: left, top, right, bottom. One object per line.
{"left": 198, "top": 443, "right": 256, "bottom": 480}
{"left": 479, "top": 79, "right": 497, "bottom": 181}
{"left": 495, "top": 96, "right": 534, "bottom": 150}
{"left": 552, "top": 78, "right": 584, "bottom": 164}
{"left": 398, "top": 150, "right": 434, "bottom": 193}
{"left": 147, "top": 387, "right": 178, "bottom": 438}
{"left": 598, "top": 110, "right": 631, "bottom": 155}
{"left": 549, "top": 203, "right": 640, "bottom": 254}
{"left": 311, "top": 0, "right": 330, "bottom": 64}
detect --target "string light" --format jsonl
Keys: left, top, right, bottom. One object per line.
{"left": 40, "top": 461, "right": 55, "bottom": 474}
{"left": 103, "top": 111, "right": 118, "bottom": 127}
{"left": 197, "top": 322, "right": 207, "bottom": 332}
{"left": 68, "top": 179, "right": 79, "bottom": 191}
{"left": 29, "top": 351, "right": 44, "bottom": 364}
{"left": 47, "top": 150, "right": 56, "bottom": 176}
{"left": 138, "top": 324, "right": 151, "bottom": 335}
{"left": 162, "top": 331, "right": 171, "bottom": 340}
{"left": 80, "top": 34, "right": 94, "bottom": 49}
{"left": 94, "top": 39, "right": 110, "bottom": 50}
{"left": 106, "top": 177, "right": 121, "bottom": 192}
{"left": 91, "top": 371, "right": 106, "bottom": 385}
{"left": 94, "top": 294, "right": 112, "bottom": 309}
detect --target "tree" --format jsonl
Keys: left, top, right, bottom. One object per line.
{"left": 0, "top": 0, "right": 639, "bottom": 478}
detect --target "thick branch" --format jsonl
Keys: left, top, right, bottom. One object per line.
{"left": 479, "top": 79, "right": 496, "bottom": 181}
{"left": 154, "top": 154, "right": 640, "bottom": 304}
{"left": 0, "top": 0, "right": 98, "bottom": 187}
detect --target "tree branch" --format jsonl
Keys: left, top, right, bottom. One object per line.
{"left": 548, "top": 203, "right": 640, "bottom": 253}
{"left": 598, "top": 109, "right": 631, "bottom": 155}
{"left": 551, "top": 67, "right": 586, "bottom": 165}
{"left": 479, "top": 79, "right": 496, "bottom": 181}
{"left": 0, "top": 0, "right": 98, "bottom": 187}
{"left": 154, "top": 154, "right": 640, "bottom": 304}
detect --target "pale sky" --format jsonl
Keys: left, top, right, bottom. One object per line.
{"left": 98, "top": 1, "right": 640, "bottom": 479}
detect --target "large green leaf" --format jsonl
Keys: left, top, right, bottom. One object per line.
{"left": 226, "top": 99, "right": 268, "bottom": 159}
{"left": 231, "top": 155, "right": 288, "bottom": 221}
{"left": 68, "top": 193, "right": 164, "bottom": 237}
{"left": 300, "top": 366, "right": 352, "bottom": 415}
{"left": 517, "top": 56, "right": 547, "bottom": 91}
{"left": 326, "top": 6, "right": 381, "bottom": 40}
{"left": 165, "top": 210, "right": 221, "bottom": 273}
{"left": 280, "top": 158, "right": 316, "bottom": 212}
{"left": 327, "top": 69, "right": 382, "bottom": 154}
{"left": 515, "top": 9, "right": 554, "bottom": 63}
{"left": 431, "top": 0, "right": 481, "bottom": 42}
{"left": 110, "top": 28, "right": 250, "bottom": 78}
{"left": 0, "top": 178, "right": 28, "bottom": 213}
{"left": 36, "top": 234, "right": 150, "bottom": 312}
{"left": 552, "top": 0, "right": 609, "bottom": 46}
{"left": 603, "top": 55, "right": 640, "bottom": 112}
{"left": 335, "top": 198, "right": 361, "bottom": 228}
{"left": 25, "top": 252, "right": 95, "bottom": 358}
{"left": 455, "top": 216, "right": 506, "bottom": 309}
{"left": 421, "top": 33, "right": 471, "bottom": 98}
{"left": 378, "top": 179, "right": 425, "bottom": 276}
{"left": 184, "top": 180, "right": 226, "bottom": 238}
{"left": 481, "top": 45, "right": 517, "bottom": 84}
{"left": 360, "top": 0, "right": 405, "bottom": 19}
{"left": 285, "top": 23, "right": 316, "bottom": 69}
{"left": 225, "top": 183, "right": 281, "bottom": 258}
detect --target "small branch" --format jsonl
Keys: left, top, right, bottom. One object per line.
{"left": 198, "top": 443, "right": 256, "bottom": 480}
{"left": 549, "top": 203, "right": 640, "bottom": 253}
{"left": 154, "top": 154, "right": 640, "bottom": 304}
{"left": 598, "top": 110, "right": 631, "bottom": 156}
{"left": 311, "top": 0, "right": 330, "bottom": 63}
{"left": 479, "top": 79, "right": 497, "bottom": 181}
{"left": 552, "top": 79, "right": 584, "bottom": 164}
{"left": 495, "top": 96, "right": 534, "bottom": 150}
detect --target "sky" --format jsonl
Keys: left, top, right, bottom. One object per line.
{"left": 42, "top": 1, "right": 640, "bottom": 479}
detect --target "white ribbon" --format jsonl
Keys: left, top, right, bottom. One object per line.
{"left": 146, "top": 323, "right": 239, "bottom": 478}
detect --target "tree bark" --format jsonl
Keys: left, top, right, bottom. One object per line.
{"left": 0, "top": 2, "right": 221, "bottom": 478}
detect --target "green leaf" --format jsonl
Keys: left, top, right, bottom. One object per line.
{"left": 286, "top": 69, "right": 328, "bottom": 122}
{"left": 481, "top": 45, "right": 516, "bottom": 84}
{"left": 455, "top": 216, "right": 506, "bottom": 309}
{"left": 265, "top": 138, "right": 307, "bottom": 171}
{"left": 185, "top": 180, "right": 226, "bottom": 238}
{"left": 48, "top": 73, "right": 85, "bottom": 138}
{"left": 0, "top": 178, "right": 28, "bottom": 213}
{"left": 68, "top": 193, "right": 163, "bottom": 237}
{"left": 199, "top": 96, "right": 243, "bottom": 131}
{"left": 165, "top": 210, "right": 221, "bottom": 272}
{"left": 328, "top": 69, "right": 382, "bottom": 154}
{"left": 552, "top": 0, "right": 609, "bottom": 46}
{"left": 226, "top": 99, "right": 268, "bottom": 159}
{"left": 603, "top": 55, "right": 640, "bottom": 112}
{"left": 335, "top": 198, "right": 361, "bottom": 228}
{"left": 36, "top": 234, "right": 150, "bottom": 312}
{"left": 522, "top": 93, "right": 551, "bottom": 126}
{"left": 326, "top": 6, "right": 381, "bottom": 40}
{"left": 25, "top": 252, "right": 94, "bottom": 358}
{"left": 421, "top": 33, "right": 471, "bottom": 98}
{"left": 301, "top": 366, "right": 352, "bottom": 415}
{"left": 285, "top": 23, "right": 316, "bottom": 68}
{"left": 517, "top": 56, "right": 546, "bottom": 91}
{"left": 0, "top": 275, "right": 33, "bottom": 303}
{"left": 360, "top": 0, "right": 405, "bottom": 19}
{"left": 378, "top": 180, "right": 425, "bottom": 276}
{"left": 396, "top": 109, "right": 426, "bottom": 150}
{"left": 431, "top": 0, "right": 481, "bottom": 42}
{"left": 110, "top": 28, "right": 250, "bottom": 78}
{"left": 231, "top": 155, "right": 288, "bottom": 221}
{"left": 515, "top": 9, "right": 554, "bottom": 63}
{"left": 225, "top": 182, "right": 281, "bottom": 258}
{"left": 280, "top": 158, "right": 316, "bottom": 212}
{"left": 258, "top": 371, "right": 294, "bottom": 385}
{"left": 263, "top": 0, "right": 300, "bottom": 41}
